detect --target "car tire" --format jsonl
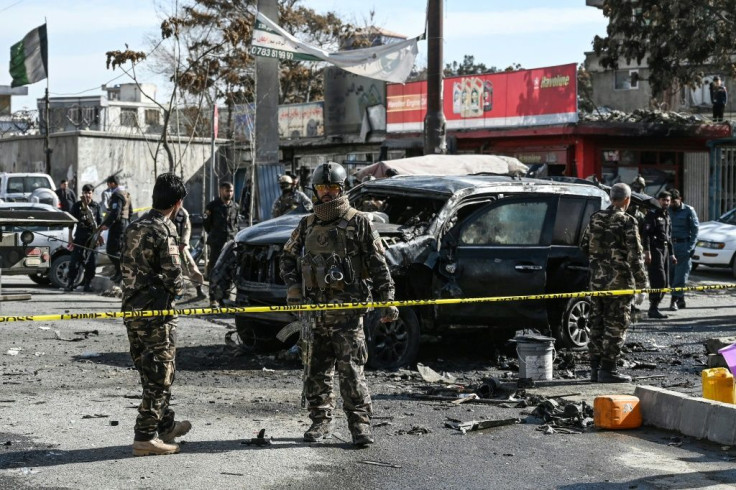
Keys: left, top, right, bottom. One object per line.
{"left": 235, "top": 316, "right": 283, "bottom": 353}
{"left": 28, "top": 272, "right": 51, "bottom": 285}
{"left": 49, "top": 254, "right": 82, "bottom": 289}
{"left": 554, "top": 297, "right": 591, "bottom": 349}
{"left": 366, "top": 307, "right": 420, "bottom": 370}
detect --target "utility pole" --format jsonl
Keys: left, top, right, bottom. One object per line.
{"left": 255, "top": 0, "right": 280, "bottom": 221}
{"left": 423, "top": 0, "right": 446, "bottom": 155}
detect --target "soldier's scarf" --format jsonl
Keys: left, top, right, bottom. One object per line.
{"left": 313, "top": 195, "right": 350, "bottom": 222}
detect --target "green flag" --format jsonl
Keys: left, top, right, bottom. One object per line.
{"left": 10, "top": 24, "right": 48, "bottom": 88}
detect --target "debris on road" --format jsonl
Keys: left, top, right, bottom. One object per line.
{"left": 6, "top": 347, "right": 21, "bottom": 356}
{"left": 53, "top": 329, "right": 99, "bottom": 342}
{"left": 396, "top": 425, "right": 431, "bottom": 435}
{"left": 417, "top": 363, "right": 457, "bottom": 384}
{"left": 529, "top": 398, "right": 594, "bottom": 434}
{"left": 445, "top": 417, "right": 520, "bottom": 434}
{"left": 360, "top": 460, "right": 401, "bottom": 468}
{"left": 81, "top": 414, "right": 109, "bottom": 419}
{"left": 241, "top": 428, "right": 272, "bottom": 446}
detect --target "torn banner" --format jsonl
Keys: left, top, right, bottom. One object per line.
{"left": 251, "top": 12, "right": 419, "bottom": 83}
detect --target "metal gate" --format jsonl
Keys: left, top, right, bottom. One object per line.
{"left": 684, "top": 152, "right": 709, "bottom": 221}
{"left": 711, "top": 145, "right": 736, "bottom": 220}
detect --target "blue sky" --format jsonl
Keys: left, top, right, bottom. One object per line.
{"left": 1, "top": 0, "right": 607, "bottom": 111}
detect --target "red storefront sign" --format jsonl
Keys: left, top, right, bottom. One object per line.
{"left": 387, "top": 63, "right": 578, "bottom": 132}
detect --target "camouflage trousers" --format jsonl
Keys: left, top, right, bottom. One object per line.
{"left": 588, "top": 296, "right": 631, "bottom": 363}
{"left": 126, "top": 319, "right": 177, "bottom": 441}
{"left": 304, "top": 317, "right": 372, "bottom": 429}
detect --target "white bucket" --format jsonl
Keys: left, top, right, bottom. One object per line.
{"left": 517, "top": 339, "right": 555, "bottom": 380}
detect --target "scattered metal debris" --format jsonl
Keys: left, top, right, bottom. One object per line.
{"left": 529, "top": 398, "right": 594, "bottom": 433}
{"left": 360, "top": 460, "right": 401, "bottom": 469}
{"left": 396, "top": 425, "right": 431, "bottom": 435}
{"left": 445, "top": 417, "right": 520, "bottom": 434}
{"left": 81, "top": 414, "right": 109, "bottom": 419}
{"left": 241, "top": 428, "right": 272, "bottom": 446}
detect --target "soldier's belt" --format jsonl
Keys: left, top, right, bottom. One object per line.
{"left": 1, "top": 284, "right": 735, "bottom": 323}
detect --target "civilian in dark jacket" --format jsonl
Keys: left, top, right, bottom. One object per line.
{"left": 55, "top": 179, "right": 77, "bottom": 212}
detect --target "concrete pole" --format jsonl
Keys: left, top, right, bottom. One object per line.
{"left": 423, "top": 0, "right": 447, "bottom": 155}
{"left": 255, "top": 0, "right": 280, "bottom": 220}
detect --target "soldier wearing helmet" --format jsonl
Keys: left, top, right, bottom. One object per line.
{"left": 280, "top": 162, "right": 399, "bottom": 448}
{"left": 271, "top": 174, "right": 312, "bottom": 218}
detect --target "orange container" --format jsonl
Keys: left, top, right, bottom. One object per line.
{"left": 594, "top": 395, "right": 642, "bottom": 429}
{"left": 701, "top": 368, "right": 736, "bottom": 404}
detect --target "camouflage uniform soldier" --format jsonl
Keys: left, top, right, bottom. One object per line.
{"left": 121, "top": 173, "right": 191, "bottom": 456}
{"left": 100, "top": 175, "right": 133, "bottom": 283}
{"left": 280, "top": 162, "right": 399, "bottom": 447}
{"left": 580, "top": 183, "right": 649, "bottom": 383}
{"left": 272, "top": 174, "right": 313, "bottom": 218}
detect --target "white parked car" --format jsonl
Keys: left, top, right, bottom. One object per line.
{"left": 693, "top": 208, "right": 736, "bottom": 277}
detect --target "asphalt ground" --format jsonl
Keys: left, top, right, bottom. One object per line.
{"left": 1, "top": 267, "right": 736, "bottom": 489}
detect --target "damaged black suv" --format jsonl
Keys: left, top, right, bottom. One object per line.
{"left": 213, "top": 174, "right": 614, "bottom": 369}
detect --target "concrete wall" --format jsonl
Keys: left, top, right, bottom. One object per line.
{"left": 0, "top": 131, "right": 214, "bottom": 215}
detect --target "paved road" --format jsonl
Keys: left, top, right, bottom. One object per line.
{"left": 1, "top": 269, "right": 735, "bottom": 489}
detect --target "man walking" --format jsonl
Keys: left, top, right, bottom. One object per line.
{"left": 203, "top": 181, "right": 239, "bottom": 307}
{"left": 668, "top": 189, "right": 699, "bottom": 310}
{"left": 271, "top": 174, "right": 312, "bottom": 218}
{"left": 120, "top": 172, "right": 190, "bottom": 456}
{"left": 280, "top": 162, "right": 399, "bottom": 447}
{"left": 643, "top": 191, "right": 675, "bottom": 319}
{"left": 581, "top": 183, "right": 649, "bottom": 383}
{"left": 55, "top": 179, "right": 76, "bottom": 212}
{"left": 99, "top": 175, "right": 133, "bottom": 283}
{"left": 66, "top": 184, "right": 102, "bottom": 292}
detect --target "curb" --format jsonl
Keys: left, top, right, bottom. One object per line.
{"left": 635, "top": 385, "right": 736, "bottom": 445}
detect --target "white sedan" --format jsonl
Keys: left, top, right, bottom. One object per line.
{"left": 693, "top": 208, "right": 736, "bottom": 277}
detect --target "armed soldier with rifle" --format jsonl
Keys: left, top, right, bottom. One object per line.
{"left": 66, "top": 184, "right": 103, "bottom": 292}
{"left": 280, "top": 162, "right": 399, "bottom": 448}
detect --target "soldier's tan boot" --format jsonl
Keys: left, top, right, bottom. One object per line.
{"left": 304, "top": 420, "right": 332, "bottom": 442}
{"left": 132, "top": 438, "right": 180, "bottom": 456}
{"left": 350, "top": 423, "right": 374, "bottom": 447}
{"left": 158, "top": 420, "right": 192, "bottom": 443}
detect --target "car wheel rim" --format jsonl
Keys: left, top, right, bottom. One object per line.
{"left": 566, "top": 301, "right": 590, "bottom": 347}
{"left": 373, "top": 317, "right": 409, "bottom": 365}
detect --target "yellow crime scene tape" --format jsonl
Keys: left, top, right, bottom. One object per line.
{"left": 0, "top": 284, "right": 734, "bottom": 323}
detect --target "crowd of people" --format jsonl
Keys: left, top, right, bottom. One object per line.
{"left": 50, "top": 164, "right": 704, "bottom": 455}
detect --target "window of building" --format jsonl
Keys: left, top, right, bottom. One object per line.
{"left": 145, "top": 109, "right": 160, "bottom": 126}
{"left": 614, "top": 69, "right": 639, "bottom": 90}
{"left": 120, "top": 108, "right": 138, "bottom": 127}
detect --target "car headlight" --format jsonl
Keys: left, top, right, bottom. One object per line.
{"left": 696, "top": 240, "right": 726, "bottom": 249}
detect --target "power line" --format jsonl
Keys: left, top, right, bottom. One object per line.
{"left": 0, "top": 0, "right": 26, "bottom": 14}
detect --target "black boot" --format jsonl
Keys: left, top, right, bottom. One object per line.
{"left": 669, "top": 299, "right": 679, "bottom": 311}
{"left": 590, "top": 357, "right": 600, "bottom": 382}
{"left": 598, "top": 360, "right": 631, "bottom": 383}
{"left": 647, "top": 305, "right": 668, "bottom": 319}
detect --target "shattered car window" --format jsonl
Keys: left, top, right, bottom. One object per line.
{"left": 460, "top": 201, "right": 549, "bottom": 245}
{"left": 353, "top": 194, "right": 444, "bottom": 227}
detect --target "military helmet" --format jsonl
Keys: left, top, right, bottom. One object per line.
{"left": 278, "top": 174, "right": 293, "bottom": 189}
{"left": 311, "top": 162, "right": 347, "bottom": 188}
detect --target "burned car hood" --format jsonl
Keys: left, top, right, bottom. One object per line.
{"left": 235, "top": 213, "right": 307, "bottom": 245}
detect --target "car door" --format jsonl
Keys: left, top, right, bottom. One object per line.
{"left": 435, "top": 195, "right": 556, "bottom": 329}
{"left": 547, "top": 196, "right": 602, "bottom": 293}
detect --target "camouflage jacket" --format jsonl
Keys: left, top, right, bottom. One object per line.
{"left": 580, "top": 207, "right": 648, "bottom": 291}
{"left": 280, "top": 201, "right": 395, "bottom": 309}
{"left": 272, "top": 189, "right": 313, "bottom": 218}
{"left": 120, "top": 209, "right": 184, "bottom": 314}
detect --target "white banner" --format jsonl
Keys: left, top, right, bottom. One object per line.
{"left": 251, "top": 12, "right": 420, "bottom": 83}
